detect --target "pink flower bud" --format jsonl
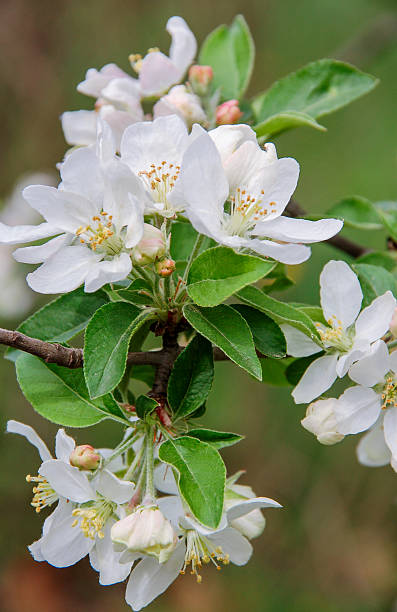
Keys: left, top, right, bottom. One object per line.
{"left": 215, "top": 100, "right": 243, "bottom": 125}
{"left": 156, "top": 258, "right": 176, "bottom": 277}
{"left": 70, "top": 445, "right": 100, "bottom": 470}
{"left": 111, "top": 505, "right": 177, "bottom": 563}
{"left": 132, "top": 224, "right": 166, "bottom": 266}
{"left": 390, "top": 308, "right": 397, "bottom": 338}
{"left": 188, "top": 65, "right": 214, "bottom": 95}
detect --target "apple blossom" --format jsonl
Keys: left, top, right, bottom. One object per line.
{"left": 153, "top": 84, "right": 207, "bottom": 128}
{"left": 131, "top": 223, "right": 166, "bottom": 265}
{"left": 301, "top": 398, "right": 345, "bottom": 445}
{"left": 287, "top": 261, "right": 396, "bottom": 403}
{"left": 70, "top": 445, "right": 101, "bottom": 470}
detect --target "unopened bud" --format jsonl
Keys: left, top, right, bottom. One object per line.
{"left": 111, "top": 505, "right": 177, "bottom": 563}
{"left": 390, "top": 307, "right": 397, "bottom": 338}
{"left": 301, "top": 398, "right": 344, "bottom": 445}
{"left": 132, "top": 224, "right": 166, "bottom": 266}
{"left": 215, "top": 100, "right": 243, "bottom": 125}
{"left": 188, "top": 65, "right": 214, "bottom": 95}
{"left": 70, "top": 445, "right": 101, "bottom": 470}
{"left": 156, "top": 258, "right": 175, "bottom": 277}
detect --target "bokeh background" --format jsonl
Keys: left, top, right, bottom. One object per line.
{"left": 0, "top": 0, "right": 397, "bottom": 610}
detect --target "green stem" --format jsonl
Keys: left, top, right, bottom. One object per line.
{"left": 124, "top": 439, "right": 145, "bottom": 482}
{"left": 145, "top": 424, "right": 156, "bottom": 500}
{"left": 388, "top": 339, "right": 397, "bottom": 350}
{"left": 103, "top": 432, "right": 140, "bottom": 468}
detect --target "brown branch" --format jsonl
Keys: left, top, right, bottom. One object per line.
{"left": 285, "top": 199, "right": 369, "bottom": 258}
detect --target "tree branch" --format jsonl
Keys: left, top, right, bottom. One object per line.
{"left": 285, "top": 199, "right": 369, "bottom": 258}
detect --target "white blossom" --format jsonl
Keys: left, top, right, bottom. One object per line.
{"left": 301, "top": 398, "right": 345, "bottom": 445}
{"left": 153, "top": 84, "right": 207, "bottom": 128}
{"left": 176, "top": 130, "right": 343, "bottom": 264}
{"left": 285, "top": 260, "right": 396, "bottom": 403}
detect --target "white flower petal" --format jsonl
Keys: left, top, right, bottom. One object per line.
{"left": 227, "top": 497, "right": 281, "bottom": 521}
{"left": 89, "top": 519, "right": 133, "bottom": 585}
{"left": 139, "top": 52, "right": 181, "bottom": 97}
{"left": 390, "top": 349, "right": 397, "bottom": 374}
{"left": 61, "top": 110, "right": 97, "bottom": 146}
{"left": 13, "top": 234, "right": 72, "bottom": 264}
{"left": 55, "top": 429, "right": 76, "bottom": 462}
{"left": 39, "top": 459, "right": 95, "bottom": 502}
{"left": 0, "top": 221, "right": 57, "bottom": 245}
{"left": 98, "top": 448, "right": 125, "bottom": 473}
{"left": 280, "top": 324, "right": 322, "bottom": 357}
{"left": 348, "top": 340, "right": 390, "bottom": 387}
{"left": 180, "top": 513, "right": 228, "bottom": 536}
{"left": 40, "top": 501, "right": 94, "bottom": 567}
{"left": 209, "top": 527, "right": 253, "bottom": 566}
{"left": 154, "top": 463, "right": 178, "bottom": 495}
{"left": 6, "top": 420, "right": 52, "bottom": 462}
{"left": 157, "top": 495, "right": 184, "bottom": 531}
{"left": 125, "top": 541, "right": 185, "bottom": 611}
{"left": 356, "top": 420, "right": 391, "bottom": 467}
{"left": 334, "top": 386, "right": 381, "bottom": 435}
{"left": 256, "top": 216, "right": 343, "bottom": 244}
{"left": 101, "top": 77, "right": 141, "bottom": 110}
{"left": 320, "top": 260, "right": 362, "bottom": 330}
{"left": 209, "top": 124, "right": 258, "bottom": 166}
{"left": 167, "top": 16, "right": 197, "bottom": 75}
{"left": 248, "top": 157, "right": 300, "bottom": 221}
{"left": 83, "top": 253, "right": 132, "bottom": 293}
{"left": 60, "top": 145, "right": 104, "bottom": 206}
{"left": 336, "top": 339, "right": 370, "bottom": 377}
{"left": 246, "top": 237, "right": 311, "bottom": 265}
{"left": 384, "top": 407, "right": 397, "bottom": 460}
{"left": 355, "top": 291, "right": 396, "bottom": 343}
{"left": 95, "top": 469, "right": 134, "bottom": 504}
{"left": 27, "top": 246, "right": 102, "bottom": 294}
{"left": 224, "top": 141, "right": 273, "bottom": 195}
{"left": 77, "top": 63, "right": 130, "bottom": 97}
{"left": 292, "top": 353, "right": 338, "bottom": 404}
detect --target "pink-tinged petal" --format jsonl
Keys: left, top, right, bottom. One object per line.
{"left": 256, "top": 216, "right": 343, "bottom": 244}
{"left": 0, "top": 221, "right": 57, "bottom": 245}
{"left": 40, "top": 501, "right": 94, "bottom": 567}
{"left": 320, "top": 260, "right": 362, "bottom": 330}
{"left": 83, "top": 253, "right": 132, "bottom": 293}
{"left": 384, "top": 407, "right": 397, "bottom": 460}
{"left": 13, "top": 234, "right": 72, "bottom": 264}
{"left": 348, "top": 340, "right": 390, "bottom": 387}
{"left": 292, "top": 354, "right": 338, "bottom": 404}
{"left": 77, "top": 63, "right": 130, "bottom": 98}
{"left": 39, "top": 459, "right": 95, "bottom": 502}
{"left": 355, "top": 291, "right": 396, "bottom": 343}
{"left": 55, "top": 429, "right": 76, "bottom": 462}
{"left": 167, "top": 16, "right": 197, "bottom": 75}
{"left": 334, "top": 386, "right": 381, "bottom": 435}
{"left": 139, "top": 52, "right": 181, "bottom": 97}
{"left": 125, "top": 541, "right": 186, "bottom": 611}
{"left": 208, "top": 527, "right": 253, "bottom": 566}
{"left": 95, "top": 469, "right": 135, "bottom": 504}
{"left": 356, "top": 420, "right": 391, "bottom": 467}
{"left": 280, "top": 324, "right": 322, "bottom": 357}
{"left": 180, "top": 132, "right": 229, "bottom": 228}
{"left": 61, "top": 110, "right": 97, "bottom": 146}
{"left": 27, "top": 246, "right": 102, "bottom": 294}
{"left": 89, "top": 519, "right": 133, "bottom": 585}
{"left": 227, "top": 497, "right": 281, "bottom": 521}
{"left": 247, "top": 237, "right": 311, "bottom": 265}
{"left": 6, "top": 420, "right": 52, "bottom": 462}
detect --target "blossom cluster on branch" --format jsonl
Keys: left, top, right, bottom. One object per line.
{"left": 1, "top": 13, "right": 395, "bottom": 611}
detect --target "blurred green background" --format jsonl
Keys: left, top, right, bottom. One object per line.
{"left": 0, "top": 0, "right": 396, "bottom": 610}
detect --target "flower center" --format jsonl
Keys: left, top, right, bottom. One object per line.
{"left": 316, "top": 317, "right": 353, "bottom": 353}
{"left": 26, "top": 474, "right": 58, "bottom": 513}
{"left": 76, "top": 211, "right": 123, "bottom": 255}
{"left": 138, "top": 161, "right": 180, "bottom": 211}
{"left": 72, "top": 497, "right": 115, "bottom": 539}
{"left": 180, "top": 530, "right": 230, "bottom": 583}
{"left": 381, "top": 374, "right": 397, "bottom": 410}
{"left": 224, "top": 187, "right": 278, "bottom": 236}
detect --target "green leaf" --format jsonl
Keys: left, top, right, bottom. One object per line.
{"left": 236, "top": 286, "right": 321, "bottom": 344}
{"left": 16, "top": 354, "right": 127, "bottom": 427}
{"left": 326, "top": 196, "right": 381, "bottom": 230}
{"left": 356, "top": 251, "right": 397, "bottom": 272}
{"left": 374, "top": 201, "right": 397, "bottom": 242}
{"left": 231, "top": 304, "right": 286, "bottom": 358}
{"left": 185, "top": 429, "right": 243, "bottom": 449}
{"left": 183, "top": 304, "right": 262, "bottom": 380}
{"left": 295, "top": 305, "right": 327, "bottom": 326}
{"left": 352, "top": 263, "right": 397, "bottom": 307}
{"left": 285, "top": 354, "right": 323, "bottom": 386}
{"left": 254, "top": 110, "right": 326, "bottom": 140}
{"left": 131, "top": 365, "right": 156, "bottom": 387}
{"left": 168, "top": 335, "right": 214, "bottom": 419}
{"left": 84, "top": 303, "right": 154, "bottom": 399}
{"left": 187, "top": 246, "right": 276, "bottom": 307}
{"left": 199, "top": 14, "right": 255, "bottom": 99}
{"left": 116, "top": 279, "right": 153, "bottom": 306}
{"left": 135, "top": 395, "right": 158, "bottom": 420}
{"left": 158, "top": 436, "right": 226, "bottom": 528}
{"left": 252, "top": 59, "right": 378, "bottom": 133}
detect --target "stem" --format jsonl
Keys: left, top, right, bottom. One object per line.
{"left": 145, "top": 424, "right": 156, "bottom": 500}
{"left": 388, "top": 339, "right": 397, "bottom": 350}
{"left": 103, "top": 432, "right": 140, "bottom": 468}
{"left": 124, "top": 439, "right": 145, "bottom": 481}
{"left": 182, "top": 233, "right": 205, "bottom": 283}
